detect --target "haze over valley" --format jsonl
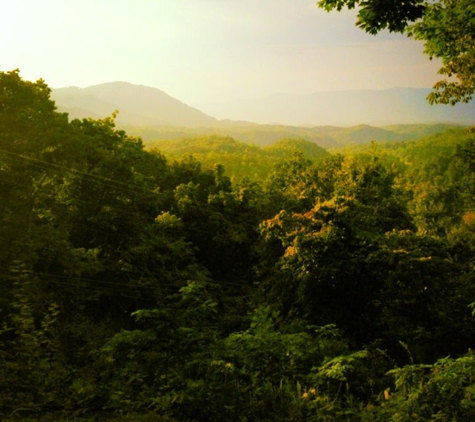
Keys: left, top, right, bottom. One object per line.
{"left": 198, "top": 87, "right": 475, "bottom": 126}
{"left": 51, "top": 81, "right": 475, "bottom": 149}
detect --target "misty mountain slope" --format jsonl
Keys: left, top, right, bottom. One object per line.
{"left": 51, "top": 82, "right": 470, "bottom": 149}
{"left": 51, "top": 87, "right": 120, "bottom": 120}
{"left": 52, "top": 82, "right": 218, "bottom": 127}
{"left": 51, "top": 82, "right": 475, "bottom": 130}
{"left": 198, "top": 87, "right": 475, "bottom": 126}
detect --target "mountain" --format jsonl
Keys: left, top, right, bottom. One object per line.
{"left": 50, "top": 82, "right": 472, "bottom": 148}
{"left": 149, "top": 135, "right": 330, "bottom": 181}
{"left": 197, "top": 87, "right": 475, "bottom": 126}
{"left": 51, "top": 82, "right": 218, "bottom": 127}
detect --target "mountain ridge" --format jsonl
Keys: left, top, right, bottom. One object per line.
{"left": 52, "top": 82, "right": 475, "bottom": 129}
{"left": 197, "top": 87, "right": 475, "bottom": 126}
{"left": 51, "top": 82, "right": 218, "bottom": 128}
{"left": 50, "top": 82, "right": 473, "bottom": 148}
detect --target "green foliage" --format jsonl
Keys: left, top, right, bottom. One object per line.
{"left": 170, "top": 308, "right": 351, "bottom": 422}
{"left": 379, "top": 352, "right": 475, "bottom": 420}
{"left": 151, "top": 135, "right": 328, "bottom": 181}
{"left": 2, "top": 70, "right": 475, "bottom": 422}
{"left": 318, "top": 0, "right": 426, "bottom": 34}
{"left": 0, "top": 282, "right": 70, "bottom": 416}
{"left": 263, "top": 138, "right": 329, "bottom": 161}
{"left": 259, "top": 151, "right": 475, "bottom": 362}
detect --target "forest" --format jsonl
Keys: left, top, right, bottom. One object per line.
{"left": 2, "top": 69, "right": 475, "bottom": 422}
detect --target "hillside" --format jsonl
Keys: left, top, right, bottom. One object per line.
{"left": 135, "top": 122, "right": 463, "bottom": 150}
{"left": 125, "top": 123, "right": 339, "bottom": 148}
{"left": 150, "top": 135, "right": 329, "bottom": 180}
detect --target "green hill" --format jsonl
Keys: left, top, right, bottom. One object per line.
{"left": 264, "top": 138, "right": 329, "bottom": 161}
{"left": 150, "top": 135, "right": 329, "bottom": 181}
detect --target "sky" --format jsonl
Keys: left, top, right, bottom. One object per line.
{"left": 0, "top": 0, "right": 442, "bottom": 106}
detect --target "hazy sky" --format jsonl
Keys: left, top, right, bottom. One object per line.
{"left": 1, "top": 0, "right": 442, "bottom": 105}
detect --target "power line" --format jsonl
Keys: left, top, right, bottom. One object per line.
{"left": 0, "top": 148, "right": 150, "bottom": 197}
{"left": 0, "top": 171, "right": 258, "bottom": 245}
{"left": 0, "top": 149, "right": 260, "bottom": 290}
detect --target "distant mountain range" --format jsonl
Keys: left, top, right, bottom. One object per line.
{"left": 198, "top": 87, "right": 475, "bottom": 126}
{"left": 51, "top": 82, "right": 218, "bottom": 127}
{"left": 50, "top": 82, "right": 474, "bottom": 149}
{"left": 52, "top": 83, "right": 475, "bottom": 129}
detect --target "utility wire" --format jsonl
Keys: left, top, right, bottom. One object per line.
{"left": 0, "top": 148, "right": 151, "bottom": 197}
{"left": 0, "top": 173, "right": 257, "bottom": 244}
{"left": 0, "top": 149, "right": 259, "bottom": 290}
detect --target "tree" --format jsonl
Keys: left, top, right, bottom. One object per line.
{"left": 258, "top": 153, "right": 475, "bottom": 362}
{"left": 318, "top": 0, "right": 475, "bottom": 104}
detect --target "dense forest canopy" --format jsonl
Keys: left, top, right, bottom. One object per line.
{"left": 148, "top": 136, "right": 329, "bottom": 181}
{"left": 2, "top": 70, "right": 475, "bottom": 421}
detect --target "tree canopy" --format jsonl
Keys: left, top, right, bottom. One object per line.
{"left": 2, "top": 70, "right": 475, "bottom": 421}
